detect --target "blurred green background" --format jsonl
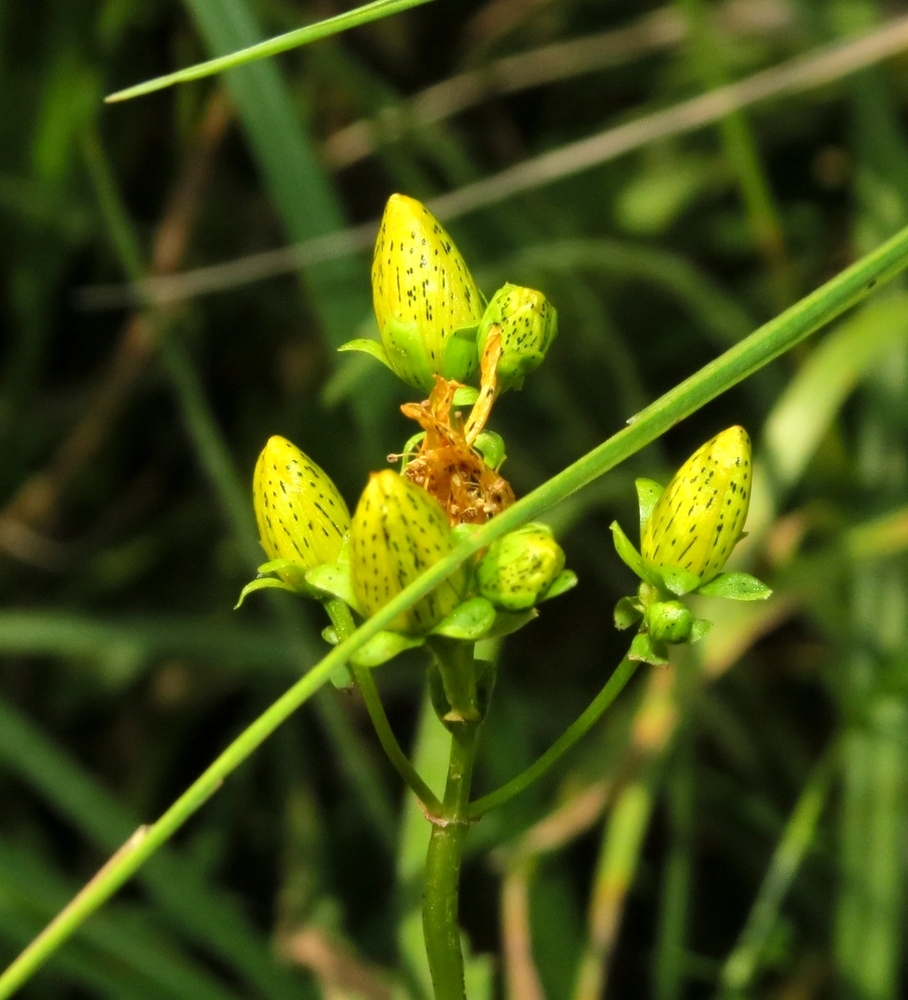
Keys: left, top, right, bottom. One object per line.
{"left": 2, "top": 0, "right": 908, "bottom": 997}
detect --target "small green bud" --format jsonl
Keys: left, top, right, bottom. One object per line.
{"left": 253, "top": 436, "right": 351, "bottom": 584}
{"left": 476, "top": 283, "right": 557, "bottom": 390}
{"left": 350, "top": 470, "right": 468, "bottom": 634}
{"left": 642, "top": 426, "right": 752, "bottom": 591}
{"left": 644, "top": 600, "right": 693, "bottom": 644}
{"left": 476, "top": 523, "right": 566, "bottom": 611}
{"left": 368, "top": 194, "right": 484, "bottom": 391}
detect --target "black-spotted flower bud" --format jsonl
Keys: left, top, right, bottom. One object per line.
{"left": 350, "top": 470, "right": 468, "bottom": 634}
{"left": 341, "top": 195, "right": 485, "bottom": 392}
{"left": 476, "top": 284, "right": 558, "bottom": 391}
{"left": 476, "top": 523, "right": 567, "bottom": 612}
{"left": 253, "top": 436, "right": 351, "bottom": 587}
{"left": 641, "top": 426, "right": 752, "bottom": 591}
{"left": 610, "top": 426, "right": 768, "bottom": 666}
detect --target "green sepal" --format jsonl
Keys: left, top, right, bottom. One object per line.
{"left": 660, "top": 566, "right": 703, "bottom": 597}
{"left": 351, "top": 630, "right": 425, "bottom": 668}
{"left": 338, "top": 338, "right": 395, "bottom": 372}
{"left": 442, "top": 321, "right": 480, "bottom": 383}
{"left": 540, "top": 569, "right": 578, "bottom": 602}
{"left": 305, "top": 560, "right": 362, "bottom": 615}
{"left": 629, "top": 631, "right": 669, "bottom": 667}
{"left": 482, "top": 608, "right": 538, "bottom": 640}
{"left": 473, "top": 431, "right": 506, "bottom": 470}
{"left": 452, "top": 385, "right": 480, "bottom": 407}
{"left": 431, "top": 596, "right": 497, "bottom": 640}
{"left": 689, "top": 618, "right": 712, "bottom": 643}
{"left": 614, "top": 595, "right": 644, "bottom": 630}
{"left": 635, "top": 478, "right": 664, "bottom": 534}
{"left": 610, "top": 521, "right": 647, "bottom": 580}
{"left": 696, "top": 571, "right": 772, "bottom": 601}
{"left": 234, "top": 575, "right": 299, "bottom": 609}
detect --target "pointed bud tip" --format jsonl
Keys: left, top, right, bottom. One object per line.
{"left": 641, "top": 425, "right": 753, "bottom": 587}
{"left": 252, "top": 436, "right": 350, "bottom": 579}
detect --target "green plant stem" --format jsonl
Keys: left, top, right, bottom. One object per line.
{"left": 423, "top": 664, "right": 480, "bottom": 1000}
{"left": 468, "top": 654, "right": 639, "bottom": 819}
{"left": 6, "top": 221, "right": 908, "bottom": 996}
{"left": 323, "top": 599, "right": 443, "bottom": 815}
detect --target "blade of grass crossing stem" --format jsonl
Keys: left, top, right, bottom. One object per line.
{"left": 653, "top": 736, "right": 694, "bottom": 1000}
{"left": 0, "top": 695, "right": 306, "bottom": 1000}
{"left": 717, "top": 747, "right": 835, "bottom": 998}
{"left": 107, "top": 0, "right": 437, "bottom": 102}
{"left": 572, "top": 775, "right": 657, "bottom": 1000}
{"left": 8, "top": 217, "right": 908, "bottom": 997}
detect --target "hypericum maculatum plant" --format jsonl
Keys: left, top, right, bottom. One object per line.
{"left": 227, "top": 192, "right": 777, "bottom": 1000}
{"left": 611, "top": 426, "right": 770, "bottom": 665}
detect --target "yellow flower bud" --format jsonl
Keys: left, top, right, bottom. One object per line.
{"left": 641, "top": 426, "right": 752, "bottom": 588}
{"left": 253, "top": 436, "right": 350, "bottom": 580}
{"left": 350, "top": 470, "right": 467, "bottom": 634}
{"left": 371, "top": 194, "right": 484, "bottom": 391}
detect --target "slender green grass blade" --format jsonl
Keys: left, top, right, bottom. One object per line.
{"left": 106, "top": 0, "right": 437, "bottom": 103}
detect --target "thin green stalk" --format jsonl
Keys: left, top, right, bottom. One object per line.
{"left": 423, "top": 671, "right": 480, "bottom": 1000}
{"left": 6, "top": 221, "right": 908, "bottom": 996}
{"left": 354, "top": 664, "right": 444, "bottom": 816}
{"left": 469, "top": 655, "right": 639, "bottom": 819}
{"left": 325, "top": 595, "right": 444, "bottom": 815}
{"left": 106, "top": 0, "right": 438, "bottom": 103}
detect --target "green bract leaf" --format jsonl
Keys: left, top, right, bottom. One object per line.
{"left": 483, "top": 608, "right": 538, "bottom": 640}
{"left": 351, "top": 630, "right": 425, "bottom": 668}
{"left": 629, "top": 631, "right": 669, "bottom": 666}
{"left": 610, "top": 521, "right": 647, "bottom": 580}
{"left": 338, "top": 337, "right": 394, "bottom": 371}
{"left": 431, "top": 597, "right": 497, "bottom": 640}
{"left": 696, "top": 571, "right": 772, "bottom": 600}
{"left": 540, "top": 569, "right": 578, "bottom": 602}
{"left": 635, "top": 478, "right": 664, "bottom": 534}
{"left": 234, "top": 575, "right": 299, "bottom": 609}
{"left": 452, "top": 385, "right": 480, "bottom": 407}
{"left": 660, "top": 566, "right": 702, "bottom": 596}
{"left": 305, "top": 561, "right": 361, "bottom": 613}
{"left": 473, "top": 431, "right": 506, "bottom": 471}
{"left": 689, "top": 619, "right": 713, "bottom": 643}
{"left": 614, "top": 596, "right": 644, "bottom": 630}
